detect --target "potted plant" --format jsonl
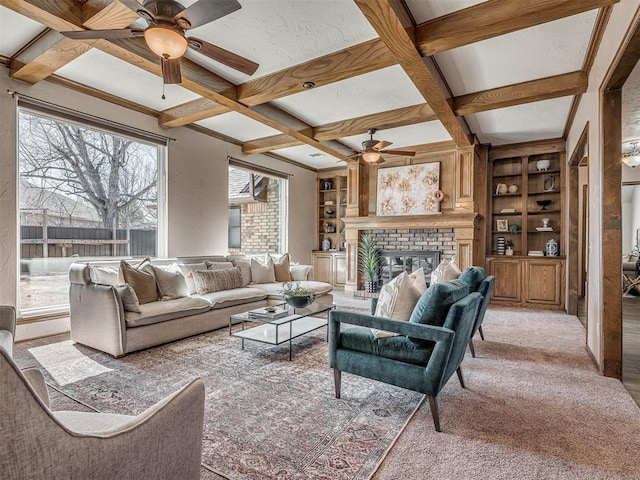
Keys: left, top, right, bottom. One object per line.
{"left": 359, "top": 233, "right": 379, "bottom": 292}
{"left": 281, "top": 281, "right": 315, "bottom": 308}
{"left": 505, "top": 240, "right": 514, "bottom": 256}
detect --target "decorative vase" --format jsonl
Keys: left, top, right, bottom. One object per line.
{"left": 546, "top": 238, "right": 559, "bottom": 256}
{"left": 505, "top": 248, "right": 514, "bottom": 256}
{"left": 323, "top": 180, "right": 333, "bottom": 190}
{"left": 322, "top": 238, "right": 330, "bottom": 251}
{"left": 508, "top": 184, "right": 519, "bottom": 194}
{"left": 544, "top": 175, "right": 556, "bottom": 191}
{"left": 284, "top": 293, "right": 315, "bottom": 308}
{"left": 496, "top": 236, "right": 506, "bottom": 255}
{"left": 496, "top": 183, "right": 508, "bottom": 195}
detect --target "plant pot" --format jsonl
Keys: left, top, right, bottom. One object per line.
{"left": 364, "top": 280, "right": 377, "bottom": 293}
{"left": 284, "top": 294, "right": 314, "bottom": 308}
{"left": 505, "top": 248, "right": 514, "bottom": 256}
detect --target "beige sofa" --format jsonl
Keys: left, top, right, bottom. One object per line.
{"left": 69, "top": 255, "right": 333, "bottom": 357}
{"left": 0, "top": 306, "right": 16, "bottom": 357}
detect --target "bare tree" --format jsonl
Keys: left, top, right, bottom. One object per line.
{"left": 19, "top": 112, "right": 158, "bottom": 229}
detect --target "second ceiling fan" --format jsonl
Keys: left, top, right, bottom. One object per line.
{"left": 61, "top": 0, "right": 259, "bottom": 84}
{"left": 345, "top": 128, "right": 416, "bottom": 164}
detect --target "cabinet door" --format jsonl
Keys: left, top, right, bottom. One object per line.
{"left": 524, "top": 259, "right": 564, "bottom": 306}
{"left": 334, "top": 253, "right": 347, "bottom": 286}
{"left": 313, "top": 253, "right": 333, "bottom": 284}
{"left": 488, "top": 258, "right": 522, "bottom": 302}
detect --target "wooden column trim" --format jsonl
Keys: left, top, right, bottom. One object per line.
{"left": 455, "top": 146, "right": 475, "bottom": 212}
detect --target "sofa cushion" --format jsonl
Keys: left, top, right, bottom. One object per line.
{"left": 124, "top": 296, "right": 212, "bottom": 327}
{"left": 290, "top": 264, "right": 311, "bottom": 281}
{"left": 89, "top": 265, "right": 120, "bottom": 286}
{"left": 0, "top": 330, "right": 13, "bottom": 357}
{"left": 271, "top": 253, "right": 292, "bottom": 282}
{"left": 251, "top": 256, "right": 276, "bottom": 284}
{"left": 458, "top": 266, "right": 486, "bottom": 292}
{"left": 151, "top": 265, "right": 190, "bottom": 300}
{"left": 195, "top": 287, "right": 268, "bottom": 310}
{"left": 192, "top": 268, "right": 243, "bottom": 294}
{"left": 120, "top": 259, "right": 157, "bottom": 305}
{"left": 339, "top": 326, "right": 434, "bottom": 366}
{"left": 116, "top": 284, "right": 142, "bottom": 313}
{"left": 178, "top": 262, "right": 207, "bottom": 294}
{"left": 252, "top": 281, "right": 333, "bottom": 298}
{"left": 409, "top": 280, "right": 469, "bottom": 329}
{"left": 230, "top": 258, "right": 252, "bottom": 286}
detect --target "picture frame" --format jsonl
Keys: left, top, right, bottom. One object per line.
{"left": 496, "top": 219, "right": 509, "bottom": 232}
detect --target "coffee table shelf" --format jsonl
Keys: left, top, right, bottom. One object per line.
{"left": 229, "top": 302, "right": 335, "bottom": 360}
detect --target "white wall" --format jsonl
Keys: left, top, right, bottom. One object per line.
{"left": 0, "top": 69, "right": 318, "bottom": 316}
{"left": 565, "top": 0, "right": 640, "bottom": 370}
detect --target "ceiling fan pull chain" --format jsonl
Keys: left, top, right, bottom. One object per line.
{"left": 162, "top": 82, "right": 166, "bottom": 100}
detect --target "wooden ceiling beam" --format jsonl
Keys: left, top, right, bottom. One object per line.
{"left": 237, "top": 38, "right": 396, "bottom": 106}
{"left": 313, "top": 103, "right": 437, "bottom": 141}
{"left": 159, "top": 99, "right": 231, "bottom": 128}
{"left": 355, "top": 0, "right": 472, "bottom": 147}
{"left": 242, "top": 134, "right": 304, "bottom": 154}
{"left": 5, "top": 0, "right": 139, "bottom": 83}
{"left": 416, "top": 0, "right": 620, "bottom": 56}
{"left": 453, "top": 71, "right": 588, "bottom": 116}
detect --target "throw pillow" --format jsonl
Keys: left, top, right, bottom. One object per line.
{"left": 409, "top": 279, "right": 469, "bottom": 331}
{"left": 116, "top": 284, "right": 141, "bottom": 313}
{"left": 205, "top": 261, "right": 235, "bottom": 270}
{"left": 192, "top": 267, "right": 243, "bottom": 295}
{"left": 119, "top": 259, "right": 157, "bottom": 305}
{"left": 372, "top": 272, "right": 422, "bottom": 339}
{"left": 458, "top": 266, "right": 486, "bottom": 292}
{"left": 90, "top": 265, "right": 120, "bottom": 286}
{"left": 290, "top": 264, "right": 311, "bottom": 281}
{"left": 250, "top": 256, "right": 276, "bottom": 284}
{"left": 178, "top": 262, "right": 207, "bottom": 294}
{"left": 430, "top": 257, "right": 461, "bottom": 284}
{"left": 230, "top": 258, "right": 252, "bottom": 286}
{"left": 151, "top": 265, "right": 190, "bottom": 300}
{"left": 270, "top": 253, "right": 292, "bottom": 282}
{"left": 408, "top": 267, "right": 427, "bottom": 294}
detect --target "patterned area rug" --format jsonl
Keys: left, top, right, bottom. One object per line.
{"left": 14, "top": 314, "right": 423, "bottom": 480}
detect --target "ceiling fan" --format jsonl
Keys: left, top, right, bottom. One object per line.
{"left": 344, "top": 128, "right": 416, "bottom": 164}
{"left": 60, "top": 0, "right": 259, "bottom": 84}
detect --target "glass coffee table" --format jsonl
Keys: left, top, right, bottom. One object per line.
{"left": 229, "top": 301, "right": 336, "bottom": 360}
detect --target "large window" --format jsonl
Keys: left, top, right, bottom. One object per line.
{"left": 18, "top": 109, "right": 167, "bottom": 315}
{"left": 228, "top": 164, "right": 288, "bottom": 254}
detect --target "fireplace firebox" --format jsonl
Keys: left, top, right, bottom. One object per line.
{"left": 377, "top": 250, "right": 440, "bottom": 288}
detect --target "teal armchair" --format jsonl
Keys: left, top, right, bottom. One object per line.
{"left": 329, "top": 287, "right": 482, "bottom": 432}
{"left": 457, "top": 267, "right": 496, "bottom": 357}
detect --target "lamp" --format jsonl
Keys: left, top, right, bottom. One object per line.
{"left": 362, "top": 150, "right": 381, "bottom": 163}
{"left": 144, "top": 24, "right": 188, "bottom": 59}
{"left": 623, "top": 141, "right": 640, "bottom": 168}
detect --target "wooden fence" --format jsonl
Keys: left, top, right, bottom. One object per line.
{"left": 21, "top": 226, "right": 156, "bottom": 258}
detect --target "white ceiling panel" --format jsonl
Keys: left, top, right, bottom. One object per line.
{"left": 55, "top": 49, "right": 200, "bottom": 110}
{"left": 0, "top": 6, "right": 46, "bottom": 56}
{"left": 622, "top": 60, "right": 640, "bottom": 143}
{"left": 434, "top": 11, "right": 597, "bottom": 96}
{"left": 196, "top": 111, "right": 281, "bottom": 141}
{"left": 466, "top": 97, "right": 573, "bottom": 146}
{"left": 271, "top": 144, "right": 341, "bottom": 169}
{"left": 405, "top": 0, "right": 484, "bottom": 24}
{"left": 271, "top": 65, "right": 425, "bottom": 126}
{"left": 182, "top": 0, "right": 378, "bottom": 84}
{"left": 340, "top": 121, "right": 451, "bottom": 150}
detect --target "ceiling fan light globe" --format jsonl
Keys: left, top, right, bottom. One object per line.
{"left": 144, "top": 25, "right": 188, "bottom": 59}
{"left": 362, "top": 151, "right": 381, "bottom": 163}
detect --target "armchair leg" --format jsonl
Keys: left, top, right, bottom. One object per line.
{"left": 427, "top": 395, "right": 441, "bottom": 432}
{"left": 334, "top": 369, "right": 341, "bottom": 399}
{"left": 456, "top": 367, "right": 466, "bottom": 389}
{"left": 468, "top": 339, "right": 476, "bottom": 358}
{"left": 478, "top": 325, "right": 485, "bottom": 341}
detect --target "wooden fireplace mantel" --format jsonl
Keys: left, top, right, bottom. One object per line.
{"left": 342, "top": 212, "right": 480, "bottom": 230}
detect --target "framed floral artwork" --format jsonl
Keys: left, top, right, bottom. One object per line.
{"left": 376, "top": 162, "right": 441, "bottom": 216}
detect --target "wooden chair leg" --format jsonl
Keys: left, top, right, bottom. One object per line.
{"left": 468, "top": 339, "right": 476, "bottom": 358}
{"left": 456, "top": 366, "right": 466, "bottom": 389}
{"left": 427, "top": 395, "right": 441, "bottom": 432}
{"left": 334, "top": 369, "right": 341, "bottom": 399}
{"left": 478, "top": 325, "right": 485, "bottom": 341}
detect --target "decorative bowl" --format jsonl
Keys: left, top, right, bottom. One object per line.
{"left": 284, "top": 293, "right": 315, "bottom": 308}
{"left": 264, "top": 306, "right": 277, "bottom": 313}
{"left": 536, "top": 200, "right": 552, "bottom": 211}
{"left": 536, "top": 159, "right": 551, "bottom": 171}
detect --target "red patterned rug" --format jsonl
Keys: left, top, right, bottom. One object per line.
{"left": 15, "top": 321, "right": 423, "bottom": 480}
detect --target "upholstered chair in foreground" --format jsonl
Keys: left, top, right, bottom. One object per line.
{"left": 0, "top": 305, "right": 16, "bottom": 357}
{"left": 329, "top": 283, "right": 481, "bottom": 432}
{"left": 0, "top": 348, "right": 205, "bottom": 480}
{"left": 457, "top": 267, "right": 496, "bottom": 357}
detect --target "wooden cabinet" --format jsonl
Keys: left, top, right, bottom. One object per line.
{"left": 487, "top": 256, "right": 565, "bottom": 310}
{"left": 487, "top": 140, "right": 566, "bottom": 311}
{"left": 317, "top": 171, "right": 347, "bottom": 251}
{"left": 312, "top": 251, "right": 346, "bottom": 287}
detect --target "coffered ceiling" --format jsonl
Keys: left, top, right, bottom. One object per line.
{"left": 0, "top": 0, "right": 618, "bottom": 169}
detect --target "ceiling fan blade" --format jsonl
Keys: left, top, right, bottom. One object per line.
{"left": 61, "top": 29, "right": 144, "bottom": 40}
{"left": 188, "top": 37, "right": 258, "bottom": 75}
{"left": 175, "top": 0, "right": 241, "bottom": 29}
{"left": 379, "top": 149, "right": 416, "bottom": 157}
{"left": 373, "top": 140, "right": 392, "bottom": 150}
{"left": 161, "top": 57, "right": 182, "bottom": 84}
